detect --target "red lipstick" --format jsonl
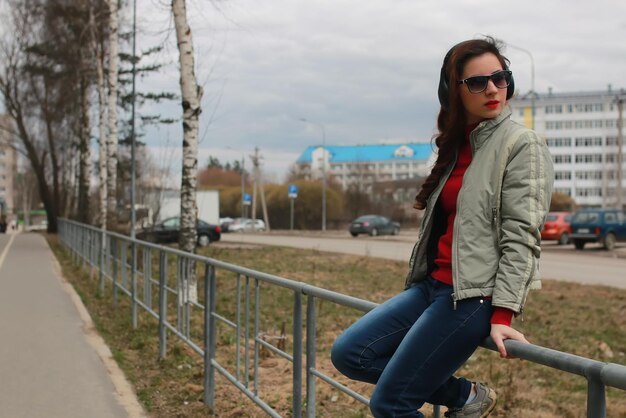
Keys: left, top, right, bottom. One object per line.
{"left": 485, "top": 100, "right": 499, "bottom": 109}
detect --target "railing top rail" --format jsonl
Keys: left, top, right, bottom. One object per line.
{"left": 61, "top": 219, "right": 367, "bottom": 295}
{"left": 59, "top": 218, "right": 626, "bottom": 392}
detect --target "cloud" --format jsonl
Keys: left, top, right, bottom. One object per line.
{"left": 129, "top": 0, "right": 626, "bottom": 181}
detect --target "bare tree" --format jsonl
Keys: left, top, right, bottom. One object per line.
{"left": 77, "top": 44, "right": 92, "bottom": 223}
{"left": 172, "top": 0, "right": 202, "bottom": 302}
{"left": 44, "top": 0, "right": 99, "bottom": 223}
{"left": 0, "top": 0, "right": 77, "bottom": 232}
{"left": 106, "top": 0, "right": 120, "bottom": 224}
{"left": 91, "top": 2, "right": 108, "bottom": 228}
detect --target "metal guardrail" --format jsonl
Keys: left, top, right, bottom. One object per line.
{"left": 58, "top": 219, "right": 626, "bottom": 418}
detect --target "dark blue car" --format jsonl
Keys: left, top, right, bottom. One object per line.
{"left": 569, "top": 209, "right": 626, "bottom": 250}
{"left": 136, "top": 217, "right": 221, "bottom": 247}
{"left": 349, "top": 215, "right": 400, "bottom": 237}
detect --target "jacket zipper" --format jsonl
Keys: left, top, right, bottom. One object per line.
{"left": 492, "top": 207, "right": 500, "bottom": 248}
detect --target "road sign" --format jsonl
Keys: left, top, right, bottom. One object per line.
{"left": 288, "top": 184, "right": 298, "bottom": 199}
{"left": 243, "top": 193, "right": 252, "bottom": 206}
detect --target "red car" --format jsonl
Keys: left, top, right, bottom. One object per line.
{"left": 541, "top": 212, "right": 572, "bottom": 245}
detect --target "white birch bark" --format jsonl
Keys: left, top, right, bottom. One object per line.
{"left": 78, "top": 75, "right": 92, "bottom": 222}
{"left": 106, "top": 0, "right": 119, "bottom": 222}
{"left": 93, "top": 10, "right": 107, "bottom": 229}
{"left": 172, "top": 0, "right": 202, "bottom": 303}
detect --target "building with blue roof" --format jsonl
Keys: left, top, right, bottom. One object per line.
{"left": 296, "top": 143, "right": 434, "bottom": 192}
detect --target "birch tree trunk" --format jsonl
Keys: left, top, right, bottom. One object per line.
{"left": 77, "top": 73, "right": 92, "bottom": 223}
{"left": 106, "top": 0, "right": 119, "bottom": 224}
{"left": 93, "top": 6, "right": 108, "bottom": 229}
{"left": 172, "top": 0, "right": 202, "bottom": 303}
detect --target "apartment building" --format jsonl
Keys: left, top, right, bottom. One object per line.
{"left": 295, "top": 143, "right": 434, "bottom": 202}
{"left": 509, "top": 87, "right": 625, "bottom": 208}
{"left": 0, "top": 115, "right": 17, "bottom": 217}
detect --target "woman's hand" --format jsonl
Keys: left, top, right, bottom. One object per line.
{"left": 490, "top": 324, "right": 529, "bottom": 358}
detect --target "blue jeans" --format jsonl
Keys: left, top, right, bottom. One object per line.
{"left": 331, "top": 277, "right": 492, "bottom": 418}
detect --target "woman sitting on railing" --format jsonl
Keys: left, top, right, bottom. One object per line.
{"left": 331, "top": 36, "right": 554, "bottom": 418}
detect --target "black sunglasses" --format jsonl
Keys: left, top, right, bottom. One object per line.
{"left": 457, "top": 70, "right": 512, "bottom": 94}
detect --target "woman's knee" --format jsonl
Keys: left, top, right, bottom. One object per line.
{"left": 330, "top": 333, "right": 352, "bottom": 374}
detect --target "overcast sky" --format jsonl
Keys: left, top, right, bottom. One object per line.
{"left": 131, "top": 0, "right": 626, "bottom": 183}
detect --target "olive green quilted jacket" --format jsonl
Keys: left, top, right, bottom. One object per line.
{"left": 405, "top": 107, "right": 554, "bottom": 315}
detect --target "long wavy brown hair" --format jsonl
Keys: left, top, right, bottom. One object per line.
{"left": 413, "top": 37, "right": 510, "bottom": 210}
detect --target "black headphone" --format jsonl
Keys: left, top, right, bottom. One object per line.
{"left": 437, "top": 42, "right": 515, "bottom": 110}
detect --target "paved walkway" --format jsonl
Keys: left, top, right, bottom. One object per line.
{"left": 0, "top": 232, "right": 144, "bottom": 418}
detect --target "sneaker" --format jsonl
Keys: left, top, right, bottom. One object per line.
{"left": 444, "top": 382, "right": 497, "bottom": 418}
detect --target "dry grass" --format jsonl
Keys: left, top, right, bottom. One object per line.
{"left": 48, "top": 237, "right": 626, "bottom": 418}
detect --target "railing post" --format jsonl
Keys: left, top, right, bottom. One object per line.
{"left": 433, "top": 405, "right": 441, "bottom": 417}
{"left": 71, "top": 223, "right": 76, "bottom": 263}
{"left": 143, "top": 247, "right": 152, "bottom": 309}
{"left": 306, "top": 295, "right": 316, "bottom": 418}
{"left": 176, "top": 257, "right": 185, "bottom": 335}
{"left": 112, "top": 238, "right": 118, "bottom": 308}
{"left": 236, "top": 274, "right": 242, "bottom": 382}
{"left": 99, "top": 229, "right": 106, "bottom": 292}
{"left": 92, "top": 230, "right": 97, "bottom": 274}
{"left": 78, "top": 226, "right": 83, "bottom": 266}
{"left": 293, "top": 291, "right": 303, "bottom": 418}
{"left": 131, "top": 240, "right": 137, "bottom": 329}
{"left": 74, "top": 224, "right": 79, "bottom": 262}
{"left": 81, "top": 227, "right": 87, "bottom": 266}
{"left": 186, "top": 259, "right": 192, "bottom": 339}
{"left": 204, "top": 263, "right": 216, "bottom": 409}
{"left": 121, "top": 242, "right": 127, "bottom": 289}
{"left": 587, "top": 377, "right": 606, "bottom": 418}
{"left": 89, "top": 230, "right": 95, "bottom": 279}
{"left": 244, "top": 276, "right": 250, "bottom": 388}
{"left": 159, "top": 250, "right": 168, "bottom": 359}
{"left": 254, "top": 279, "right": 260, "bottom": 395}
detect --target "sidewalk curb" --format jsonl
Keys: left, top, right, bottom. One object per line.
{"left": 48, "top": 242, "right": 147, "bottom": 418}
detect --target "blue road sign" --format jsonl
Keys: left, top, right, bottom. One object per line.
{"left": 243, "top": 193, "right": 252, "bottom": 205}
{"left": 288, "top": 184, "right": 298, "bottom": 199}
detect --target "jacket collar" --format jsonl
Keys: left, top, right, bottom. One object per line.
{"left": 470, "top": 106, "right": 512, "bottom": 149}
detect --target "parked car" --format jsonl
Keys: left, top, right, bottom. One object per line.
{"left": 540, "top": 211, "right": 572, "bottom": 245}
{"left": 229, "top": 219, "right": 266, "bottom": 232}
{"left": 136, "top": 217, "right": 221, "bottom": 247}
{"left": 219, "top": 217, "right": 235, "bottom": 232}
{"left": 569, "top": 208, "right": 626, "bottom": 250}
{"left": 349, "top": 215, "right": 400, "bottom": 237}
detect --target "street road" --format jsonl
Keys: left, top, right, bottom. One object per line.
{"left": 221, "top": 231, "right": 626, "bottom": 289}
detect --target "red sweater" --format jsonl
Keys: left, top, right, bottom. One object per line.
{"left": 431, "top": 125, "right": 513, "bottom": 326}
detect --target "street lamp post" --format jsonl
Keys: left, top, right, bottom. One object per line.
{"left": 616, "top": 91, "right": 624, "bottom": 209}
{"left": 300, "top": 118, "right": 327, "bottom": 231}
{"left": 508, "top": 43, "right": 536, "bottom": 129}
